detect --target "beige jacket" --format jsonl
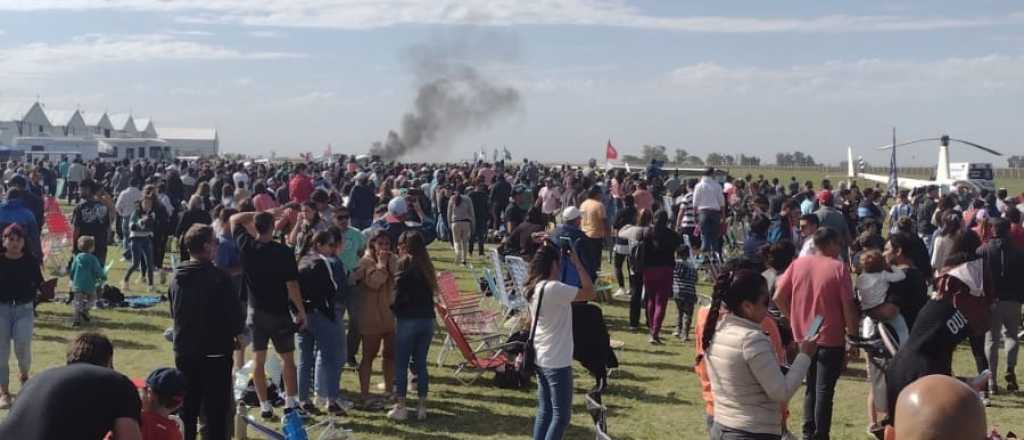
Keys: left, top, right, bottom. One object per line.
{"left": 705, "top": 314, "right": 811, "bottom": 435}
{"left": 353, "top": 254, "right": 399, "bottom": 336}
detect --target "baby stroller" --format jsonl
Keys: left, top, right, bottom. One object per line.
{"left": 847, "top": 320, "right": 901, "bottom": 439}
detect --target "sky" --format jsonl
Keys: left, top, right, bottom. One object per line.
{"left": 0, "top": 1, "right": 1022, "bottom": 166}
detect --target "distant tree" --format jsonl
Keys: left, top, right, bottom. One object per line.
{"left": 1009, "top": 155, "right": 1024, "bottom": 168}
{"left": 738, "top": 154, "right": 761, "bottom": 166}
{"left": 641, "top": 145, "right": 669, "bottom": 164}
{"left": 673, "top": 148, "right": 689, "bottom": 165}
{"left": 775, "top": 150, "right": 816, "bottom": 166}
{"left": 684, "top": 156, "right": 704, "bottom": 166}
{"left": 706, "top": 153, "right": 725, "bottom": 166}
{"left": 622, "top": 154, "right": 643, "bottom": 164}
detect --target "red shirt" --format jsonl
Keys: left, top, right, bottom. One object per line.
{"left": 288, "top": 174, "right": 314, "bottom": 204}
{"left": 105, "top": 412, "right": 182, "bottom": 440}
{"left": 774, "top": 254, "right": 854, "bottom": 348}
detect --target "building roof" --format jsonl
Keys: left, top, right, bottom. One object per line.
{"left": 0, "top": 100, "right": 35, "bottom": 122}
{"left": 80, "top": 111, "right": 109, "bottom": 127}
{"left": 157, "top": 127, "right": 217, "bottom": 141}
{"left": 134, "top": 118, "right": 152, "bottom": 129}
{"left": 41, "top": 109, "right": 80, "bottom": 127}
{"left": 107, "top": 113, "right": 135, "bottom": 130}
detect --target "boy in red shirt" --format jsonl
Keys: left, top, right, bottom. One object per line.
{"left": 111, "top": 368, "right": 187, "bottom": 440}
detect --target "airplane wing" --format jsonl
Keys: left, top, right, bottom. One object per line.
{"left": 857, "top": 172, "right": 934, "bottom": 190}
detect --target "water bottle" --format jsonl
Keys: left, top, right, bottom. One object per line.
{"left": 282, "top": 409, "right": 308, "bottom": 440}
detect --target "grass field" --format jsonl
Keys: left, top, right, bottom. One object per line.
{"left": 2, "top": 201, "right": 1024, "bottom": 439}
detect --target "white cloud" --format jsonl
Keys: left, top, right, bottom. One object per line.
{"left": 665, "top": 55, "right": 1024, "bottom": 99}
{"left": 0, "top": 0, "right": 1020, "bottom": 33}
{"left": 0, "top": 33, "right": 304, "bottom": 81}
{"left": 167, "top": 29, "right": 215, "bottom": 37}
{"left": 287, "top": 91, "right": 337, "bottom": 105}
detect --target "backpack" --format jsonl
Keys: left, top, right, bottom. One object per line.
{"left": 493, "top": 331, "right": 532, "bottom": 389}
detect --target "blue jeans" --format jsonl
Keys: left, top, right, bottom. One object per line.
{"left": 296, "top": 308, "right": 346, "bottom": 402}
{"left": 802, "top": 346, "right": 844, "bottom": 440}
{"left": 394, "top": 318, "right": 434, "bottom": 399}
{"left": 0, "top": 302, "right": 33, "bottom": 387}
{"left": 533, "top": 366, "right": 573, "bottom": 440}
{"left": 121, "top": 216, "right": 132, "bottom": 253}
{"left": 698, "top": 209, "right": 722, "bottom": 254}
{"left": 125, "top": 236, "right": 154, "bottom": 285}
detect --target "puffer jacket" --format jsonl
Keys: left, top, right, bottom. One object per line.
{"left": 705, "top": 314, "right": 811, "bottom": 436}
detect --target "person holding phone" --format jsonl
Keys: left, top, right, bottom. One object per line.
{"left": 524, "top": 240, "right": 596, "bottom": 440}
{"left": 702, "top": 267, "right": 817, "bottom": 440}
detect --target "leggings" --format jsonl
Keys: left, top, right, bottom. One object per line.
{"left": 613, "top": 253, "right": 627, "bottom": 289}
{"left": 643, "top": 266, "right": 673, "bottom": 338}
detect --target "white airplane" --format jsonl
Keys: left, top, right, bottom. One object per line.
{"left": 847, "top": 134, "right": 1001, "bottom": 194}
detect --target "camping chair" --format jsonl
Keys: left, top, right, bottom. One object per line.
{"left": 501, "top": 256, "right": 531, "bottom": 312}
{"left": 441, "top": 311, "right": 522, "bottom": 385}
{"left": 437, "top": 271, "right": 484, "bottom": 312}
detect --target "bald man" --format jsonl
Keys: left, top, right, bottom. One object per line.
{"left": 884, "top": 375, "right": 987, "bottom": 440}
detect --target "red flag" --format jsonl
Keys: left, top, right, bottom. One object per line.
{"left": 605, "top": 140, "right": 618, "bottom": 160}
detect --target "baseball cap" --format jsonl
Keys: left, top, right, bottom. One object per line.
{"left": 562, "top": 206, "right": 581, "bottom": 222}
{"left": 388, "top": 197, "right": 408, "bottom": 216}
{"left": 817, "top": 190, "right": 833, "bottom": 205}
{"left": 142, "top": 367, "right": 187, "bottom": 401}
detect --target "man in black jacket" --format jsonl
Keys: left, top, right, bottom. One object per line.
{"left": 170, "top": 224, "right": 244, "bottom": 440}
{"left": 977, "top": 217, "right": 1024, "bottom": 393}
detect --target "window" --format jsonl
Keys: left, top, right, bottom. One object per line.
{"left": 38, "top": 125, "right": 44, "bottom": 134}
{"left": 104, "top": 129, "right": 111, "bottom": 138}
{"left": 126, "top": 148, "right": 134, "bottom": 159}
{"left": 30, "top": 145, "right": 45, "bottom": 151}
{"left": 150, "top": 146, "right": 162, "bottom": 159}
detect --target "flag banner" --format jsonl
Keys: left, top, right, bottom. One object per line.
{"left": 606, "top": 140, "right": 618, "bottom": 160}
{"left": 888, "top": 128, "right": 899, "bottom": 196}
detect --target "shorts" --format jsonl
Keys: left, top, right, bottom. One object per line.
{"left": 248, "top": 308, "right": 296, "bottom": 353}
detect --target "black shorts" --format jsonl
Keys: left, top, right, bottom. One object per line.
{"left": 248, "top": 308, "right": 296, "bottom": 353}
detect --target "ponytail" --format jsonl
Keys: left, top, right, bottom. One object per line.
{"left": 695, "top": 267, "right": 766, "bottom": 364}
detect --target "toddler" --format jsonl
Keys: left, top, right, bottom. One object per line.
{"left": 671, "top": 245, "right": 698, "bottom": 341}
{"left": 70, "top": 236, "right": 106, "bottom": 326}
{"left": 855, "top": 249, "right": 909, "bottom": 344}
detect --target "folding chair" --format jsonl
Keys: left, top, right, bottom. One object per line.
{"left": 441, "top": 311, "right": 522, "bottom": 385}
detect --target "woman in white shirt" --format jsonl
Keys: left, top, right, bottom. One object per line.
{"left": 525, "top": 241, "right": 596, "bottom": 440}
{"left": 930, "top": 211, "right": 963, "bottom": 272}
{"left": 702, "top": 268, "right": 817, "bottom": 439}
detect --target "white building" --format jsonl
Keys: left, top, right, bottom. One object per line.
{"left": 0, "top": 101, "right": 218, "bottom": 161}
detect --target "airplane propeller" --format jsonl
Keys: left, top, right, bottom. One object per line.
{"left": 876, "top": 134, "right": 1002, "bottom": 156}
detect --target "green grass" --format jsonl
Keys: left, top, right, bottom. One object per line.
{"left": 3, "top": 202, "right": 1023, "bottom": 439}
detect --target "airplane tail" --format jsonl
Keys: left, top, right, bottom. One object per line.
{"left": 847, "top": 146, "right": 857, "bottom": 178}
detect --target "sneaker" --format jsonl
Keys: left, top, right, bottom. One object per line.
{"left": 334, "top": 398, "right": 355, "bottom": 411}
{"left": 284, "top": 406, "right": 311, "bottom": 420}
{"left": 301, "top": 401, "right": 323, "bottom": 416}
{"left": 0, "top": 393, "right": 11, "bottom": 409}
{"left": 982, "top": 391, "right": 991, "bottom": 407}
{"left": 612, "top": 288, "right": 628, "bottom": 299}
{"left": 260, "top": 408, "right": 276, "bottom": 421}
{"left": 386, "top": 405, "right": 408, "bottom": 421}
{"left": 327, "top": 402, "right": 347, "bottom": 416}
{"left": 671, "top": 330, "right": 681, "bottom": 337}
{"left": 1006, "top": 373, "right": 1019, "bottom": 392}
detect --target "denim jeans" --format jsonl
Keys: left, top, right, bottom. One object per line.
{"left": 987, "top": 301, "right": 1022, "bottom": 378}
{"left": 296, "top": 308, "right": 346, "bottom": 402}
{"left": 802, "top": 346, "right": 844, "bottom": 440}
{"left": 394, "top": 317, "right": 434, "bottom": 399}
{"left": 534, "top": 366, "right": 573, "bottom": 440}
{"left": 698, "top": 209, "right": 722, "bottom": 254}
{"left": 124, "top": 236, "right": 154, "bottom": 285}
{"left": 0, "top": 302, "right": 34, "bottom": 387}
{"left": 121, "top": 216, "right": 133, "bottom": 253}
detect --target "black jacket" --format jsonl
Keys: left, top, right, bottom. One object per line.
{"left": 977, "top": 238, "right": 1024, "bottom": 302}
{"left": 298, "top": 254, "right": 345, "bottom": 320}
{"left": 170, "top": 260, "right": 243, "bottom": 357}
{"left": 392, "top": 266, "right": 436, "bottom": 320}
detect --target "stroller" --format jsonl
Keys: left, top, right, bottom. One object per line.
{"left": 847, "top": 320, "right": 901, "bottom": 439}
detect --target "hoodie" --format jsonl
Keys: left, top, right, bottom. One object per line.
{"left": 976, "top": 238, "right": 1024, "bottom": 302}
{"left": 169, "top": 260, "right": 243, "bottom": 358}
{"left": 0, "top": 198, "right": 41, "bottom": 260}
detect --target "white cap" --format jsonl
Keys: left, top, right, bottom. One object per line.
{"left": 562, "top": 206, "right": 581, "bottom": 222}
{"left": 388, "top": 197, "right": 408, "bottom": 216}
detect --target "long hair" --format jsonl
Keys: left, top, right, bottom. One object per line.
{"left": 697, "top": 267, "right": 767, "bottom": 363}
{"left": 300, "top": 229, "right": 336, "bottom": 258}
{"left": 525, "top": 241, "right": 560, "bottom": 301}
{"left": 398, "top": 231, "right": 437, "bottom": 292}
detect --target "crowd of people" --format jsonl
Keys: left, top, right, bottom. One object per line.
{"left": 0, "top": 154, "right": 1020, "bottom": 439}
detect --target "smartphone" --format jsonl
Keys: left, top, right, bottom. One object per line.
{"left": 559, "top": 237, "right": 572, "bottom": 256}
{"left": 805, "top": 315, "right": 825, "bottom": 341}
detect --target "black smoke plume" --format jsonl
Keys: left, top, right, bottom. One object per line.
{"left": 371, "top": 35, "right": 521, "bottom": 160}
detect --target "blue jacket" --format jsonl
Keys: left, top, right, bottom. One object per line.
{"left": 347, "top": 184, "right": 375, "bottom": 221}
{"left": 70, "top": 252, "right": 106, "bottom": 293}
{"left": 0, "top": 199, "right": 41, "bottom": 260}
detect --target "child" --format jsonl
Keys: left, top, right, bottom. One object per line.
{"left": 70, "top": 235, "right": 106, "bottom": 326}
{"left": 671, "top": 245, "right": 698, "bottom": 341}
{"left": 105, "top": 367, "right": 186, "bottom": 440}
{"left": 855, "top": 249, "right": 909, "bottom": 344}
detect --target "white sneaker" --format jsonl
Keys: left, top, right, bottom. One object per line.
{"left": 387, "top": 405, "right": 408, "bottom": 421}
{"left": 334, "top": 398, "right": 355, "bottom": 411}
{"left": 0, "top": 393, "right": 11, "bottom": 410}
{"left": 612, "top": 288, "right": 628, "bottom": 299}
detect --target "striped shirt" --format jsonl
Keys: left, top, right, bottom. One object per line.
{"left": 672, "top": 259, "right": 698, "bottom": 302}
{"left": 676, "top": 193, "right": 697, "bottom": 229}
{"left": 693, "top": 177, "right": 725, "bottom": 211}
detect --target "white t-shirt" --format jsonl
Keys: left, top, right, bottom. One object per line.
{"left": 232, "top": 171, "right": 250, "bottom": 189}
{"left": 531, "top": 281, "right": 579, "bottom": 369}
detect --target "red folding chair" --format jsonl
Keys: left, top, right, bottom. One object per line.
{"left": 442, "top": 311, "right": 521, "bottom": 385}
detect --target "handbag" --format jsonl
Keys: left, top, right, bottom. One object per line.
{"left": 519, "top": 280, "right": 548, "bottom": 376}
